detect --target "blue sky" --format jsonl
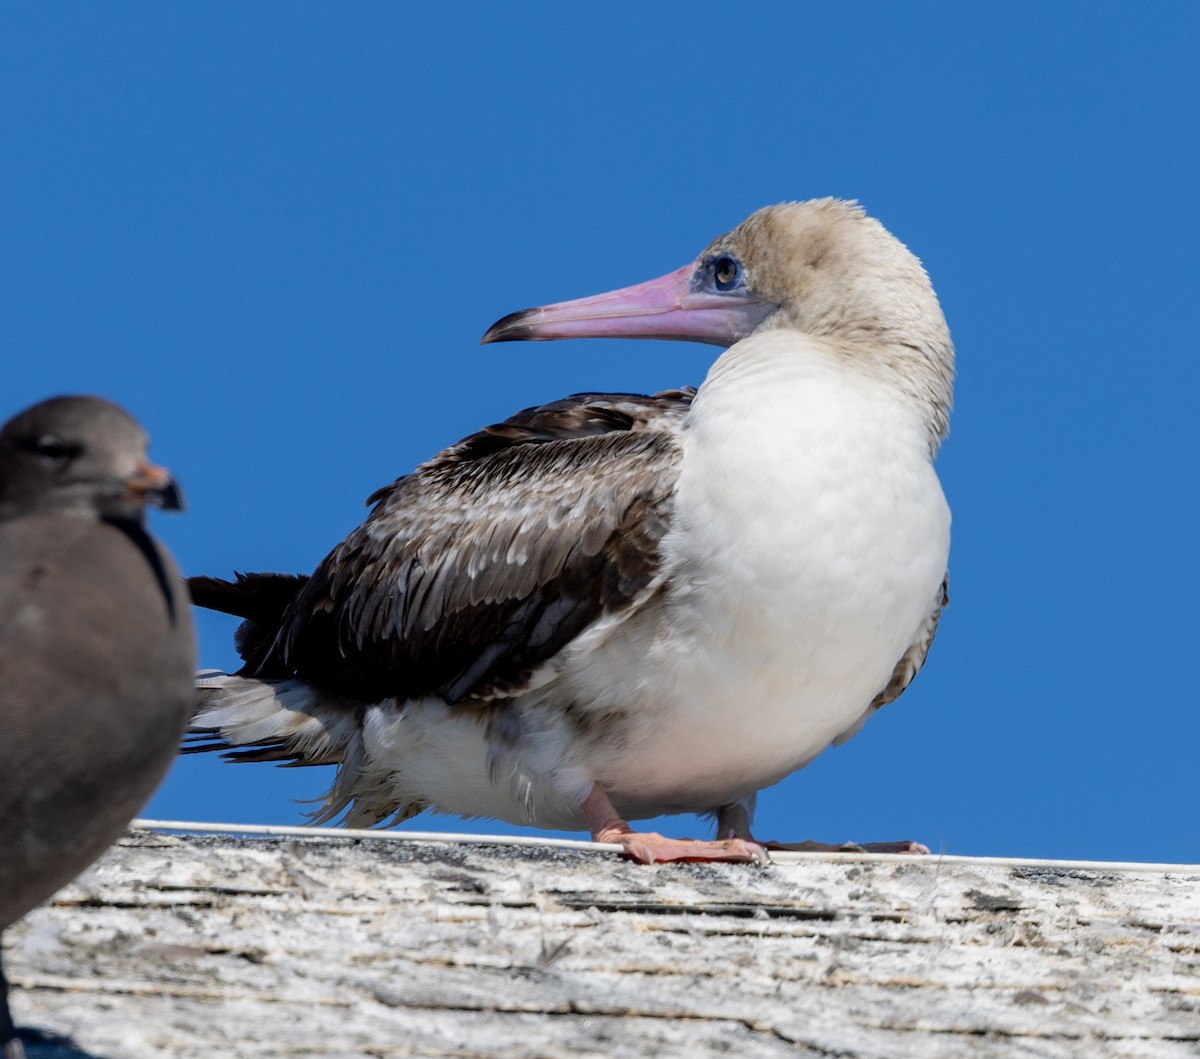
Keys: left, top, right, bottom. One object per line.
{"left": 3, "top": 4, "right": 1196, "bottom": 864}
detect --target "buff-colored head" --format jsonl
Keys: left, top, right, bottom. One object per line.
{"left": 483, "top": 198, "right": 954, "bottom": 445}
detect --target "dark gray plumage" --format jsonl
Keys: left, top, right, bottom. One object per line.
{"left": 0, "top": 396, "right": 195, "bottom": 1059}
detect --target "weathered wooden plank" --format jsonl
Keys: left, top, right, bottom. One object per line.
{"left": 4, "top": 830, "right": 1199, "bottom": 1058}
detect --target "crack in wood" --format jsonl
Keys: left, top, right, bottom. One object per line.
{"left": 550, "top": 896, "right": 841, "bottom": 920}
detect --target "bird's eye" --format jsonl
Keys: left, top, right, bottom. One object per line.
{"left": 22, "top": 434, "right": 81, "bottom": 462}
{"left": 712, "top": 255, "right": 742, "bottom": 291}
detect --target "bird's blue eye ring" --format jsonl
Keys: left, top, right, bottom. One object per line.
{"left": 712, "top": 255, "right": 741, "bottom": 291}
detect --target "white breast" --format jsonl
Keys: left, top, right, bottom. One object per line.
{"left": 567, "top": 331, "right": 950, "bottom": 817}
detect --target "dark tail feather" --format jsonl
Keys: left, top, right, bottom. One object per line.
{"left": 186, "top": 571, "right": 308, "bottom": 671}
{"left": 187, "top": 571, "right": 308, "bottom": 619}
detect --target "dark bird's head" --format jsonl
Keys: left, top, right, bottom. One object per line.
{"left": 0, "top": 395, "right": 184, "bottom": 523}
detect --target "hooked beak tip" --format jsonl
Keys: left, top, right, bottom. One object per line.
{"left": 156, "top": 477, "right": 185, "bottom": 512}
{"left": 481, "top": 309, "right": 539, "bottom": 344}
{"left": 127, "top": 461, "right": 185, "bottom": 512}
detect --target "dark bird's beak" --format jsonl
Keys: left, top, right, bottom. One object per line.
{"left": 126, "top": 460, "right": 185, "bottom": 511}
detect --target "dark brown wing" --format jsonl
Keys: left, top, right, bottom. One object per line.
{"left": 238, "top": 389, "right": 693, "bottom": 705}
{"left": 417, "top": 388, "right": 695, "bottom": 469}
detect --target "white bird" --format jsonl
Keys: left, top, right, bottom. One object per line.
{"left": 188, "top": 198, "right": 953, "bottom": 864}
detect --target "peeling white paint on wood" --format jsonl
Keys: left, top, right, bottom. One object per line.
{"left": 5, "top": 829, "right": 1199, "bottom": 1058}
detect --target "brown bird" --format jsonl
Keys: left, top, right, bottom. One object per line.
{"left": 188, "top": 199, "right": 952, "bottom": 864}
{"left": 0, "top": 396, "right": 195, "bottom": 1059}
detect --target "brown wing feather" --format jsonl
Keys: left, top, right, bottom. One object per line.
{"left": 868, "top": 574, "right": 949, "bottom": 712}
{"left": 414, "top": 388, "right": 695, "bottom": 472}
{"left": 238, "top": 390, "right": 692, "bottom": 705}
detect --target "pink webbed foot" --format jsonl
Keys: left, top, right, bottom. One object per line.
{"left": 581, "top": 785, "right": 768, "bottom": 865}
{"left": 607, "top": 831, "right": 768, "bottom": 865}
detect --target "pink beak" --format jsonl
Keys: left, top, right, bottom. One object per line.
{"left": 481, "top": 261, "right": 776, "bottom": 347}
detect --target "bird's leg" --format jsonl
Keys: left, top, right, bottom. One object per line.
{"left": 1, "top": 948, "right": 28, "bottom": 1059}
{"left": 713, "top": 803, "right": 929, "bottom": 855}
{"left": 581, "top": 784, "right": 767, "bottom": 865}
{"left": 714, "top": 800, "right": 755, "bottom": 841}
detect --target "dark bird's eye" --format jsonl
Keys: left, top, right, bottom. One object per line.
{"left": 22, "top": 434, "right": 82, "bottom": 462}
{"left": 712, "top": 255, "right": 741, "bottom": 291}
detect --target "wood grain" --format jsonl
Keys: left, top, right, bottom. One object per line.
{"left": 5, "top": 830, "right": 1199, "bottom": 1058}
